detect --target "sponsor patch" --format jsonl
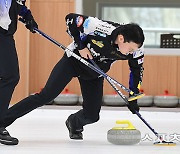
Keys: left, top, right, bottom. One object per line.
{"left": 138, "top": 57, "right": 144, "bottom": 64}
{"left": 87, "top": 43, "right": 100, "bottom": 57}
{"left": 83, "top": 18, "right": 90, "bottom": 29}
{"left": 133, "top": 50, "right": 144, "bottom": 58}
{"left": 66, "top": 18, "right": 73, "bottom": 25}
{"left": 94, "top": 30, "right": 106, "bottom": 37}
{"left": 16, "top": 0, "right": 26, "bottom": 5}
{"left": 76, "top": 16, "right": 84, "bottom": 27}
{"left": 133, "top": 45, "right": 144, "bottom": 58}
{"left": 92, "top": 40, "right": 104, "bottom": 48}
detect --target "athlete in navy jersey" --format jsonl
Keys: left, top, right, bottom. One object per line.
{"left": 0, "top": 13, "right": 144, "bottom": 143}
{"left": 0, "top": 0, "right": 38, "bottom": 145}
{"left": 65, "top": 13, "right": 144, "bottom": 139}
{"left": 65, "top": 13, "right": 144, "bottom": 84}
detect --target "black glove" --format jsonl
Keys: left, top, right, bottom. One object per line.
{"left": 23, "top": 11, "right": 38, "bottom": 33}
{"left": 127, "top": 100, "right": 140, "bottom": 114}
{"left": 19, "top": 6, "right": 38, "bottom": 33}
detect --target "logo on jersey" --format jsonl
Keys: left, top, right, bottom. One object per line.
{"left": 87, "top": 43, "right": 100, "bottom": 57}
{"left": 66, "top": 18, "right": 73, "bottom": 25}
{"left": 83, "top": 18, "right": 90, "bottom": 29}
{"left": 138, "top": 57, "right": 144, "bottom": 64}
{"left": 92, "top": 40, "right": 104, "bottom": 48}
{"left": 94, "top": 30, "right": 106, "bottom": 37}
{"left": 133, "top": 45, "right": 144, "bottom": 58}
{"left": 76, "top": 16, "right": 83, "bottom": 27}
{"left": 16, "top": 0, "right": 26, "bottom": 5}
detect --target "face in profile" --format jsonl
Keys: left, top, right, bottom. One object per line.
{"left": 115, "top": 35, "right": 140, "bottom": 55}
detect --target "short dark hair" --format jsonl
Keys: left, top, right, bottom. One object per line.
{"left": 113, "top": 23, "right": 145, "bottom": 48}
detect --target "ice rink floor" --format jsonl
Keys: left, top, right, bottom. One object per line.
{"left": 0, "top": 106, "right": 180, "bottom": 154}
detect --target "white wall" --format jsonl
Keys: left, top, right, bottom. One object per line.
{"left": 75, "top": 0, "right": 83, "bottom": 14}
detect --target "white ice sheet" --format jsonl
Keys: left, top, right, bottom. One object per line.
{"left": 0, "top": 106, "right": 180, "bottom": 154}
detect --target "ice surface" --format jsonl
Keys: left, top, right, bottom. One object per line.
{"left": 0, "top": 106, "right": 179, "bottom": 154}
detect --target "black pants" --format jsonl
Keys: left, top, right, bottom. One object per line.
{"left": 0, "top": 34, "right": 20, "bottom": 127}
{"left": 2, "top": 55, "right": 104, "bottom": 130}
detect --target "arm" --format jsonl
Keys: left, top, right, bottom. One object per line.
{"left": 65, "top": 13, "right": 88, "bottom": 50}
{"left": 17, "top": 0, "right": 38, "bottom": 33}
{"left": 128, "top": 57, "right": 144, "bottom": 95}
{"left": 65, "top": 13, "right": 93, "bottom": 59}
{"left": 65, "top": 41, "right": 92, "bottom": 59}
{"left": 127, "top": 47, "right": 144, "bottom": 114}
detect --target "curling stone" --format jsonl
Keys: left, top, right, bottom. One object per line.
{"left": 154, "top": 90, "right": 178, "bottom": 108}
{"left": 54, "top": 88, "right": 78, "bottom": 105}
{"left": 103, "top": 92, "right": 126, "bottom": 106}
{"left": 137, "top": 89, "right": 153, "bottom": 107}
{"left": 107, "top": 120, "right": 141, "bottom": 145}
{"left": 137, "top": 96, "right": 153, "bottom": 107}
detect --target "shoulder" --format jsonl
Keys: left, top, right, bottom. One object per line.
{"left": 83, "top": 17, "right": 116, "bottom": 35}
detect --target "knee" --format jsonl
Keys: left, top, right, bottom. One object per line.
{"left": 34, "top": 92, "right": 54, "bottom": 106}
{"left": 11, "top": 74, "right": 20, "bottom": 86}
{"left": 1, "top": 72, "right": 20, "bottom": 87}
{"left": 26, "top": 93, "right": 53, "bottom": 107}
{"left": 9, "top": 73, "right": 20, "bottom": 87}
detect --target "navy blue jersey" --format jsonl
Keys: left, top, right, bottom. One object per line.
{"left": 65, "top": 13, "right": 144, "bottom": 94}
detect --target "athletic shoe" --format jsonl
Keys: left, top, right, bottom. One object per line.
{"left": 0, "top": 127, "right": 19, "bottom": 145}
{"left": 65, "top": 117, "right": 83, "bottom": 140}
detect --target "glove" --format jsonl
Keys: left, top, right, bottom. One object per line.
{"left": 19, "top": 6, "right": 38, "bottom": 33}
{"left": 65, "top": 41, "right": 77, "bottom": 57}
{"left": 127, "top": 100, "right": 140, "bottom": 114}
{"left": 24, "top": 11, "right": 38, "bottom": 33}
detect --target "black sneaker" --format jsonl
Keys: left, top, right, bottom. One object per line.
{"left": 65, "top": 117, "right": 83, "bottom": 140}
{"left": 0, "top": 127, "right": 19, "bottom": 145}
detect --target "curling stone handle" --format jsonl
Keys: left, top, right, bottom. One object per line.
{"left": 114, "top": 120, "right": 136, "bottom": 130}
